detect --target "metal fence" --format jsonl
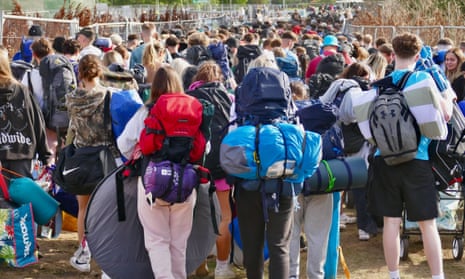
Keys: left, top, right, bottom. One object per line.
{"left": 0, "top": 13, "right": 79, "bottom": 58}
{"left": 345, "top": 23, "right": 465, "bottom": 46}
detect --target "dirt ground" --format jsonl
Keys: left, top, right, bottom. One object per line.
{"left": 1, "top": 208, "right": 465, "bottom": 279}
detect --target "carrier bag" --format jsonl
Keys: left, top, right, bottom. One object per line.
{"left": 303, "top": 157, "right": 368, "bottom": 195}
{"left": 0, "top": 203, "right": 38, "bottom": 267}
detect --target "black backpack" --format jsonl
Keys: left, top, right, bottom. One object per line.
{"left": 187, "top": 82, "right": 232, "bottom": 179}
{"left": 39, "top": 54, "right": 77, "bottom": 131}
{"left": 234, "top": 45, "right": 262, "bottom": 84}
{"left": 369, "top": 71, "right": 420, "bottom": 166}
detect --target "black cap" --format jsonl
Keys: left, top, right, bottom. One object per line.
{"left": 28, "top": 25, "right": 43, "bottom": 37}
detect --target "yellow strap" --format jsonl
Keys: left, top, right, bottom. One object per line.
{"left": 338, "top": 245, "right": 351, "bottom": 279}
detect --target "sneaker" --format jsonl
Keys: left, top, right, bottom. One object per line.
{"left": 358, "top": 229, "right": 370, "bottom": 241}
{"left": 339, "top": 222, "right": 346, "bottom": 231}
{"left": 215, "top": 264, "right": 236, "bottom": 279}
{"left": 195, "top": 260, "right": 209, "bottom": 276}
{"left": 70, "top": 243, "right": 91, "bottom": 272}
{"left": 101, "top": 271, "right": 111, "bottom": 279}
{"left": 340, "top": 213, "right": 356, "bottom": 224}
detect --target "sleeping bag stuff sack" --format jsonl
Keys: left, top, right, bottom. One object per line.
{"left": 9, "top": 177, "right": 60, "bottom": 225}
{"left": 220, "top": 123, "right": 322, "bottom": 183}
{"left": 303, "top": 157, "right": 367, "bottom": 195}
{"left": 110, "top": 89, "right": 143, "bottom": 140}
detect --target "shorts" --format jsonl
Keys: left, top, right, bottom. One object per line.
{"left": 215, "top": 178, "right": 232, "bottom": 192}
{"left": 367, "top": 157, "right": 439, "bottom": 222}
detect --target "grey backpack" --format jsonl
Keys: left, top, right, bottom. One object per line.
{"left": 39, "top": 54, "right": 77, "bottom": 131}
{"left": 369, "top": 71, "right": 420, "bottom": 165}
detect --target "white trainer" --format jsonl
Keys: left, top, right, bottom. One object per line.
{"left": 215, "top": 263, "right": 236, "bottom": 279}
{"left": 358, "top": 229, "right": 370, "bottom": 241}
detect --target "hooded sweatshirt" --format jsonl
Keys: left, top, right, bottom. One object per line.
{"left": 66, "top": 84, "right": 112, "bottom": 148}
{"left": 0, "top": 82, "right": 51, "bottom": 164}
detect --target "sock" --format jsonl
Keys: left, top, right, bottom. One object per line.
{"left": 216, "top": 259, "right": 229, "bottom": 268}
{"left": 389, "top": 270, "right": 400, "bottom": 279}
{"left": 432, "top": 274, "right": 444, "bottom": 279}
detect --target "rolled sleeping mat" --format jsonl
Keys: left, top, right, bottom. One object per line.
{"left": 9, "top": 177, "right": 60, "bottom": 225}
{"left": 303, "top": 157, "right": 367, "bottom": 195}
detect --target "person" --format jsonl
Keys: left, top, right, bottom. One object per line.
{"left": 66, "top": 54, "right": 114, "bottom": 273}
{"left": 62, "top": 39, "right": 80, "bottom": 82}
{"left": 126, "top": 33, "right": 140, "bottom": 52}
{"left": 338, "top": 62, "right": 380, "bottom": 240}
{"left": 305, "top": 34, "right": 340, "bottom": 83}
{"left": 444, "top": 47, "right": 465, "bottom": 89}
{"left": 186, "top": 61, "right": 234, "bottom": 278}
{"left": 76, "top": 27, "right": 102, "bottom": 59}
{"left": 232, "top": 55, "right": 295, "bottom": 279}
{"left": 12, "top": 24, "right": 43, "bottom": 63}
{"left": 347, "top": 32, "right": 454, "bottom": 279}
{"left": 142, "top": 42, "right": 166, "bottom": 84}
{"left": 165, "top": 35, "right": 182, "bottom": 60}
{"left": 0, "top": 45, "right": 51, "bottom": 178}
{"left": 451, "top": 62, "right": 465, "bottom": 101}
{"left": 117, "top": 66, "right": 196, "bottom": 278}
{"left": 378, "top": 43, "right": 395, "bottom": 76}
{"left": 366, "top": 52, "right": 388, "bottom": 81}
{"left": 129, "top": 23, "right": 157, "bottom": 69}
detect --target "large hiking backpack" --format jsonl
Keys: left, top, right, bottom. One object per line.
{"left": 308, "top": 72, "right": 336, "bottom": 99}
{"left": 234, "top": 45, "right": 262, "bottom": 84}
{"left": 235, "top": 67, "right": 294, "bottom": 125}
{"left": 185, "top": 45, "right": 212, "bottom": 66}
{"left": 302, "top": 39, "right": 320, "bottom": 60}
{"left": 39, "top": 54, "right": 77, "bottom": 130}
{"left": 369, "top": 71, "right": 420, "bottom": 166}
{"left": 187, "top": 82, "right": 232, "bottom": 179}
{"left": 139, "top": 93, "right": 214, "bottom": 204}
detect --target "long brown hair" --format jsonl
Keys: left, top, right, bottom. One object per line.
{"left": 149, "top": 65, "right": 184, "bottom": 103}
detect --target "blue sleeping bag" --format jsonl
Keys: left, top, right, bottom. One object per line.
{"left": 220, "top": 123, "right": 322, "bottom": 182}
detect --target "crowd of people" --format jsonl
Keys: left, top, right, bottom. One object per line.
{"left": 0, "top": 3, "right": 463, "bottom": 279}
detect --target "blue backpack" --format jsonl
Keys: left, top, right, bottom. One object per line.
{"left": 12, "top": 37, "right": 34, "bottom": 63}
{"left": 235, "top": 67, "right": 295, "bottom": 125}
{"left": 276, "top": 54, "right": 299, "bottom": 79}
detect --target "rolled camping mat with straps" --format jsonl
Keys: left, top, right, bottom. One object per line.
{"left": 303, "top": 157, "right": 368, "bottom": 195}
{"left": 85, "top": 165, "right": 221, "bottom": 279}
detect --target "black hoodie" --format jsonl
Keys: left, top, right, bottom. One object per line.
{"left": 0, "top": 82, "right": 51, "bottom": 164}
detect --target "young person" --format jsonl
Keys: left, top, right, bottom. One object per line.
{"left": 117, "top": 66, "right": 197, "bottom": 278}
{"left": 347, "top": 33, "right": 454, "bottom": 279}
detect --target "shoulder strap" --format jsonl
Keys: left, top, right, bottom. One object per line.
{"left": 397, "top": 71, "right": 413, "bottom": 90}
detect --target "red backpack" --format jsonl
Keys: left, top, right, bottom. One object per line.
{"left": 139, "top": 93, "right": 207, "bottom": 164}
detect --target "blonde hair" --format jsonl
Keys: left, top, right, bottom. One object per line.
{"left": 142, "top": 42, "right": 164, "bottom": 66}
{"left": 247, "top": 54, "right": 279, "bottom": 73}
{"left": 366, "top": 52, "right": 388, "bottom": 80}
{"left": 102, "top": 51, "right": 123, "bottom": 67}
{"left": 0, "top": 48, "right": 15, "bottom": 86}
{"left": 445, "top": 47, "right": 465, "bottom": 82}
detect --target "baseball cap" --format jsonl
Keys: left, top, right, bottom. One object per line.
{"left": 28, "top": 25, "right": 43, "bottom": 37}
{"left": 322, "top": 35, "right": 339, "bottom": 47}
